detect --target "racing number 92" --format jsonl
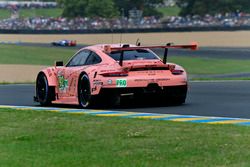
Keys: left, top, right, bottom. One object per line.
{"left": 116, "top": 79, "right": 127, "bottom": 87}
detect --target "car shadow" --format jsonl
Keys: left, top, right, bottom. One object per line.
{"left": 37, "top": 96, "right": 187, "bottom": 110}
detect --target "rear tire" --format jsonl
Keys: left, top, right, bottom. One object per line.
{"left": 106, "top": 91, "right": 121, "bottom": 108}
{"left": 98, "top": 89, "right": 121, "bottom": 108}
{"left": 36, "top": 73, "right": 54, "bottom": 106}
{"left": 166, "top": 85, "right": 187, "bottom": 105}
{"left": 78, "top": 74, "right": 93, "bottom": 108}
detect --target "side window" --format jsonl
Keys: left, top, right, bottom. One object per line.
{"left": 67, "top": 50, "right": 90, "bottom": 67}
{"left": 85, "top": 52, "right": 102, "bottom": 65}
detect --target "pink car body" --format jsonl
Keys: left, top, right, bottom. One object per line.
{"left": 35, "top": 43, "right": 197, "bottom": 108}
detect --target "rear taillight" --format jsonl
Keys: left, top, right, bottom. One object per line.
{"left": 168, "top": 64, "right": 184, "bottom": 75}
{"left": 171, "top": 69, "right": 184, "bottom": 75}
{"left": 100, "top": 71, "right": 128, "bottom": 77}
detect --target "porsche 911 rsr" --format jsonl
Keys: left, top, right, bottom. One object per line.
{"left": 34, "top": 43, "right": 197, "bottom": 108}
{"left": 51, "top": 40, "right": 76, "bottom": 47}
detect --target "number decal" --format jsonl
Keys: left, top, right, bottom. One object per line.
{"left": 116, "top": 79, "right": 127, "bottom": 87}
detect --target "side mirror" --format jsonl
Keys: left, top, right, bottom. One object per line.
{"left": 55, "top": 61, "right": 63, "bottom": 66}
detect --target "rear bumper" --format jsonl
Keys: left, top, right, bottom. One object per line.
{"left": 99, "top": 85, "right": 188, "bottom": 97}
{"left": 100, "top": 75, "right": 187, "bottom": 88}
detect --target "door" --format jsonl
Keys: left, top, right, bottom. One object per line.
{"left": 57, "top": 50, "right": 91, "bottom": 99}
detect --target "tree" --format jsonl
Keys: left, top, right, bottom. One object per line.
{"left": 86, "top": 0, "right": 119, "bottom": 18}
{"left": 57, "top": 0, "right": 119, "bottom": 18}
{"left": 177, "top": 0, "right": 250, "bottom": 16}
{"left": 113, "top": 0, "right": 163, "bottom": 17}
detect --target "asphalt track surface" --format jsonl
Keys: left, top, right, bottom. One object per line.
{"left": 1, "top": 81, "right": 250, "bottom": 119}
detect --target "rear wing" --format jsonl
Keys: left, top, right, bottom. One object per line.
{"left": 104, "top": 42, "right": 198, "bottom": 66}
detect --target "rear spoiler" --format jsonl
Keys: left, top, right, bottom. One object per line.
{"left": 104, "top": 42, "right": 198, "bottom": 66}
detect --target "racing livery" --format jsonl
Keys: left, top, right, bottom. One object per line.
{"left": 51, "top": 39, "right": 77, "bottom": 47}
{"left": 34, "top": 43, "right": 198, "bottom": 108}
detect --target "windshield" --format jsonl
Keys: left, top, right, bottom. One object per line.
{"left": 108, "top": 49, "right": 158, "bottom": 61}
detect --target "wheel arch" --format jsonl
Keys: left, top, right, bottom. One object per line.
{"left": 39, "top": 68, "right": 57, "bottom": 87}
{"left": 36, "top": 71, "right": 56, "bottom": 105}
{"left": 79, "top": 71, "right": 88, "bottom": 78}
{"left": 77, "top": 72, "right": 89, "bottom": 89}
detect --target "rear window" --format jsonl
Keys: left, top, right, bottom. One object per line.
{"left": 108, "top": 49, "right": 158, "bottom": 61}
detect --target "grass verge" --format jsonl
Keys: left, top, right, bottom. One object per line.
{"left": 0, "top": 8, "right": 63, "bottom": 19}
{"left": 0, "top": 108, "right": 250, "bottom": 167}
{"left": 19, "top": 8, "right": 63, "bottom": 18}
{"left": 191, "top": 77, "right": 250, "bottom": 81}
{"left": 169, "top": 56, "right": 250, "bottom": 75}
{"left": 0, "top": 44, "right": 75, "bottom": 66}
{"left": 0, "top": 9, "right": 10, "bottom": 19}
{"left": 157, "top": 6, "right": 180, "bottom": 16}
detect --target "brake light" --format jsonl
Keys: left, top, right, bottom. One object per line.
{"left": 171, "top": 69, "right": 184, "bottom": 75}
{"left": 168, "top": 64, "right": 184, "bottom": 75}
{"left": 100, "top": 71, "right": 128, "bottom": 77}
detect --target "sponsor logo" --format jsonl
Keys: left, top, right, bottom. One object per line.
{"left": 93, "top": 80, "right": 103, "bottom": 86}
{"left": 107, "top": 79, "right": 113, "bottom": 85}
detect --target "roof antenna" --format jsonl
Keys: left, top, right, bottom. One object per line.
{"left": 111, "top": 28, "right": 114, "bottom": 44}
{"left": 136, "top": 38, "right": 141, "bottom": 46}
{"left": 119, "top": 32, "right": 123, "bottom": 46}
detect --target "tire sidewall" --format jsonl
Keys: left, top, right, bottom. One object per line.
{"left": 78, "top": 74, "right": 92, "bottom": 108}
{"left": 36, "top": 73, "right": 50, "bottom": 105}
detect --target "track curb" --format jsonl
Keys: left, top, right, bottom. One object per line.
{"left": 1, "top": 105, "right": 250, "bottom": 126}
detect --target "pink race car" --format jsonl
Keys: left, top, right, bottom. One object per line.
{"left": 34, "top": 43, "right": 197, "bottom": 108}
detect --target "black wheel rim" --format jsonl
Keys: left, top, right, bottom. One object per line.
{"left": 37, "top": 74, "right": 48, "bottom": 102}
{"left": 79, "top": 76, "right": 91, "bottom": 106}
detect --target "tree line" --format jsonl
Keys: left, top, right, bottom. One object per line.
{"left": 177, "top": 0, "right": 250, "bottom": 16}
{"left": 57, "top": 0, "right": 163, "bottom": 18}
{"left": 21, "top": 0, "right": 250, "bottom": 17}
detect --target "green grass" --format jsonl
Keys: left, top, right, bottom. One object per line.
{"left": 0, "top": 81, "right": 35, "bottom": 85}
{"left": 169, "top": 56, "right": 250, "bottom": 75}
{"left": 0, "top": 7, "right": 177, "bottom": 19}
{"left": 192, "top": 77, "right": 250, "bottom": 81}
{"left": 0, "top": 108, "right": 250, "bottom": 166}
{"left": 19, "top": 8, "right": 63, "bottom": 18}
{"left": 157, "top": 6, "right": 181, "bottom": 16}
{"left": 0, "top": 9, "right": 11, "bottom": 19}
{"left": 0, "top": 8, "right": 63, "bottom": 19}
{"left": 0, "top": 44, "right": 75, "bottom": 66}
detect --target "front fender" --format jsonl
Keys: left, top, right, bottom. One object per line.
{"left": 39, "top": 67, "right": 58, "bottom": 86}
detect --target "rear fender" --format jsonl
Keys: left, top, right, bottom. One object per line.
{"left": 39, "top": 68, "right": 58, "bottom": 86}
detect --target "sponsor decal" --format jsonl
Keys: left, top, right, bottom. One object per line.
{"left": 134, "top": 79, "right": 147, "bottom": 82}
{"left": 135, "top": 78, "right": 170, "bottom": 82}
{"left": 58, "top": 75, "right": 68, "bottom": 91}
{"left": 156, "top": 78, "right": 170, "bottom": 81}
{"left": 107, "top": 79, "right": 113, "bottom": 85}
{"left": 93, "top": 81, "right": 103, "bottom": 86}
{"left": 116, "top": 79, "right": 127, "bottom": 87}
